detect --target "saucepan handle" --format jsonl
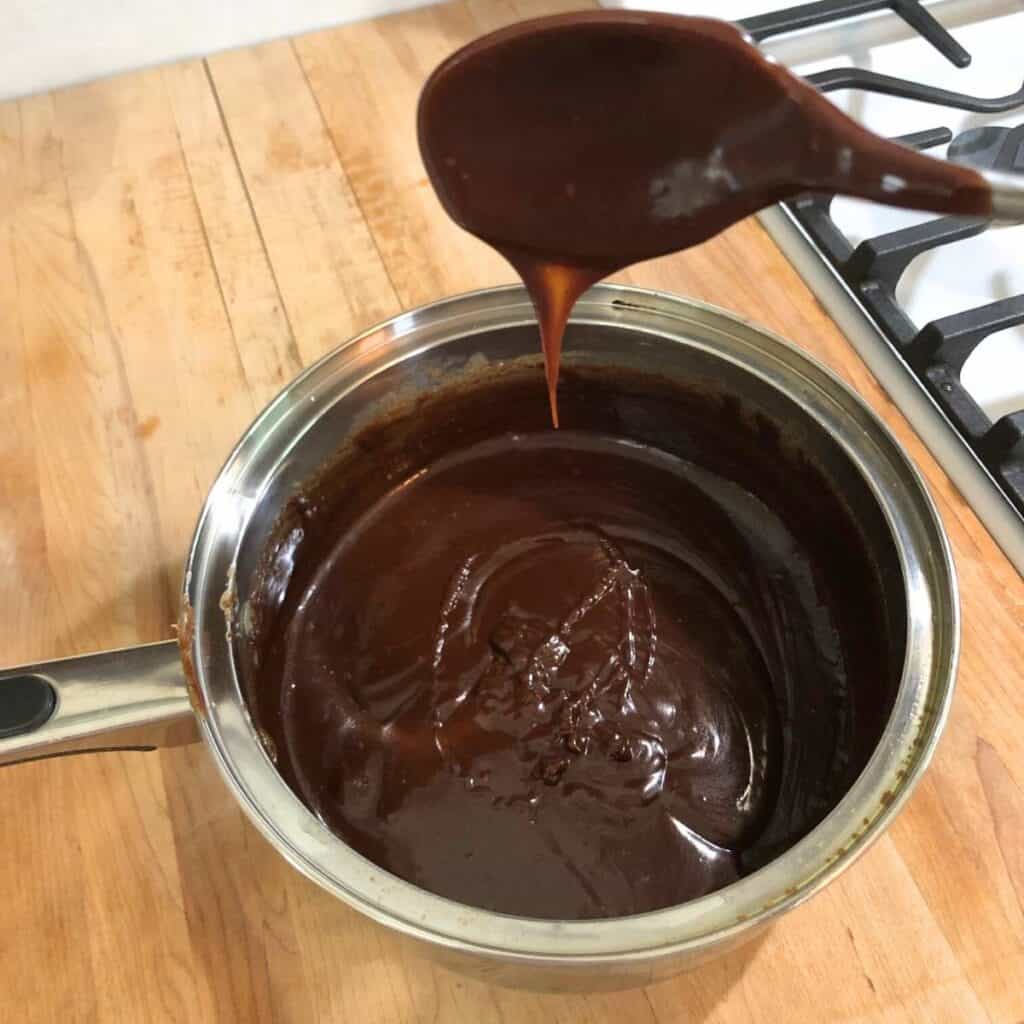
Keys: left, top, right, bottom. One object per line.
{"left": 0, "top": 641, "right": 198, "bottom": 767}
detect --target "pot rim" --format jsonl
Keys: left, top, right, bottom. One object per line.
{"left": 183, "top": 283, "right": 958, "bottom": 963}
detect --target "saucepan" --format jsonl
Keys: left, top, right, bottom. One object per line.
{"left": 0, "top": 285, "right": 956, "bottom": 990}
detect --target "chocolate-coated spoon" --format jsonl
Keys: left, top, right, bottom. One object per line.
{"left": 418, "top": 11, "right": 1023, "bottom": 423}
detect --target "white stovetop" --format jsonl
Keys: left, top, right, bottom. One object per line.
{"left": 603, "top": 0, "right": 1024, "bottom": 423}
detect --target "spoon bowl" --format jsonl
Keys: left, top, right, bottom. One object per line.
{"left": 419, "top": 10, "right": 1020, "bottom": 272}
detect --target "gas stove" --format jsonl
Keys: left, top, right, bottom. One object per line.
{"left": 602, "top": 0, "right": 1024, "bottom": 574}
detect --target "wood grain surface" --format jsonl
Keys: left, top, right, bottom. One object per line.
{"left": 1, "top": 2, "right": 1022, "bottom": 1020}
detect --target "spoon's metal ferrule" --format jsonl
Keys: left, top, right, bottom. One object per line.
{"left": 984, "top": 169, "right": 1024, "bottom": 223}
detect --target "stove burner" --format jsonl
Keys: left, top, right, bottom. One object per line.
{"left": 949, "top": 125, "right": 1024, "bottom": 174}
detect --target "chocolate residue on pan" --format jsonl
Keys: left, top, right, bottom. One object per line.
{"left": 177, "top": 596, "right": 206, "bottom": 720}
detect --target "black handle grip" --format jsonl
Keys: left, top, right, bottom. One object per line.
{"left": 0, "top": 675, "right": 57, "bottom": 739}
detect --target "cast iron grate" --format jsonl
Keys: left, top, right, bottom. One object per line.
{"left": 739, "top": 0, "right": 1024, "bottom": 517}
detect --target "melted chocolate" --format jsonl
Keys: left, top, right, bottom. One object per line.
{"left": 247, "top": 367, "right": 901, "bottom": 919}
{"left": 418, "top": 12, "right": 991, "bottom": 423}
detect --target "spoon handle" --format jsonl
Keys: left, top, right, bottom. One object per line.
{"left": 799, "top": 86, "right": 1021, "bottom": 223}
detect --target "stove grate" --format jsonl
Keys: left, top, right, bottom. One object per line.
{"left": 742, "top": 0, "right": 970, "bottom": 65}
{"left": 738, "top": 0, "right": 1024, "bottom": 516}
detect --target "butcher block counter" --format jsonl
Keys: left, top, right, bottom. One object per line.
{"left": 1, "top": 1, "right": 1022, "bottom": 1020}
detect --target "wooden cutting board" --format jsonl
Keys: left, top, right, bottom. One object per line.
{"left": 1, "top": 1, "right": 1021, "bottom": 1020}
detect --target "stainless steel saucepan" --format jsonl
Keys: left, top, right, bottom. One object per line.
{"left": 0, "top": 285, "right": 957, "bottom": 990}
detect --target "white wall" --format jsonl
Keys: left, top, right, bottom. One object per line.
{"left": 1, "top": 0, "right": 438, "bottom": 100}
